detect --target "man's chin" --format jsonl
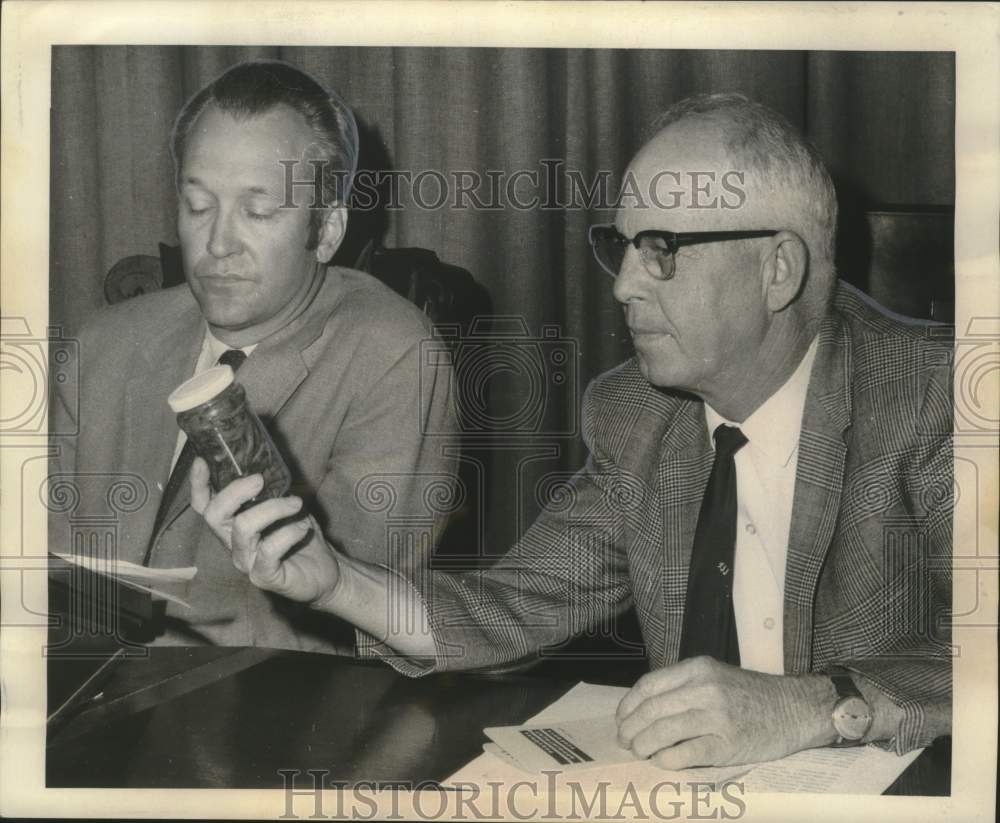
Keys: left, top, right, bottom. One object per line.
{"left": 194, "top": 299, "right": 256, "bottom": 334}
{"left": 635, "top": 353, "right": 689, "bottom": 392}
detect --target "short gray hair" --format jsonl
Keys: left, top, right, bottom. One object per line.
{"left": 650, "top": 93, "right": 838, "bottom": 308}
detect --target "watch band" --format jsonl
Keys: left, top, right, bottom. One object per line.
{"left": 829, "top": 666, "right": 863, "bottom": 700}
{"left": 827, "top": 666, "right": 873, "bottom": 746}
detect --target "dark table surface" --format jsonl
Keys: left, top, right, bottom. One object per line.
{"left": 45, "top": 647, "right": 951, "bottom": 794}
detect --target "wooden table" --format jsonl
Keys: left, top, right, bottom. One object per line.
{"left": 45, "top": 646, "right": 950, "bottom": 794}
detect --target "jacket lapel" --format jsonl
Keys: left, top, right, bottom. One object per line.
{"left": 782, "top": 313, "right": 853, "bottom": 673}
{"left": 123, "top": 306, "right": 204, "bottom": 558}
{"left": 237, "top": 342, "right": 309, "bottom": 420}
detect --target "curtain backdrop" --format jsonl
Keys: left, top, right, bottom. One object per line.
{"left": 50, "top": 47, "right": 955, "bottom": 552}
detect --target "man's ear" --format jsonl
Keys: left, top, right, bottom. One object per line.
{"left": 761, "top": 230, "right": 808, "bottom": 312}
{"left": 315, "top": 205, "right": 347, "bottom": 264}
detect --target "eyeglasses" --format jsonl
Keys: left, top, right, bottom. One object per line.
{"left": 588, "top": 224, "right": 779, "bottom": 281}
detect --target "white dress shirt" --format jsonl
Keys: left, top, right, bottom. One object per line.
{"left": 703, "top": 337, "right": 819, "bottom": 674}
{"left": 166, "top": 328, "right": 257, "bottom": 476}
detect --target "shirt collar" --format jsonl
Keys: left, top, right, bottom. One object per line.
{"left": 704, "top": 336, "right": 819, "bottom": 468}
{"left": 202, "top": 326, "right": 258, "bottom": 364}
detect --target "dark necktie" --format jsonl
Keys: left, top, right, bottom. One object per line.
{"left": 143, "top": 348, "right": 247, "bottom": 564}
{"left": 678, "top": 424, "right": 748, "bottom": 666}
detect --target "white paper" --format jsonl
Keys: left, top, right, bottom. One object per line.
{"left": 54, "top": 552, "right": 197, "bottom": 582}
{"left": 485, "top": 714, "right": 630, "bottom": 770}
{"left": 53, "top": 553, "right": 195, "bottom": 608}
{"left": 449, "top": 681, "right": 923, "bottom": 795}
{"left": 741, "top": 745, "right": 922, "bottom": 794}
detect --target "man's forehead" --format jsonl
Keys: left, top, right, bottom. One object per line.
{"left": 638, "top": 116, "right": 730, "bottom": 165}
{"left": 181, "top": 103, "right": 316, "bottom": 185}
{"left": 615, "top": 117, "right": 747, "bottom": 233}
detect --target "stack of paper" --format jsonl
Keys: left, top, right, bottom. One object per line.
{"left": 450, "top": 682, "right": 922, "bottom": 795}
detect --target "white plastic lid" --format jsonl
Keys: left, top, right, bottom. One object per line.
{"left": 167, "top": 365, "right": 235, "bottom": 413}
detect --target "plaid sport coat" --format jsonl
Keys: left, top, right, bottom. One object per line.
{"left": 366, "top": 281, "right": 953, "bottom": 753}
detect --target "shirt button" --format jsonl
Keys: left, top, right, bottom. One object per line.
{"left": 763, "top": 617, "right": 775, "bottom": 630}
{"left": 745, "top": 523, "right": 757, "bottom": 535}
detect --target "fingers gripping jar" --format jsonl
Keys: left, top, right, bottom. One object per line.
{"left": 168, "top": 365, "right": 291, "bottom": 501}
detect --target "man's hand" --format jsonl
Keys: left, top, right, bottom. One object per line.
{"left": 616, "top": 657, "right": 835, "bottom": 769}
{"left": 190, "top": 457, "right": 341, "bottom": 606}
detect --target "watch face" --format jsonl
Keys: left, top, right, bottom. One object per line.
{"left": 833, "top": 696, "right": 873, "bottom": 740}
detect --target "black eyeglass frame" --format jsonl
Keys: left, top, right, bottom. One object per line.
{"left": 588, "top": 223, "right": 779, "bottom": 280}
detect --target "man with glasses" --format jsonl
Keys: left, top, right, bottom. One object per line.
{"left": 194, "top": 93, "right": 952, "bottom": 766}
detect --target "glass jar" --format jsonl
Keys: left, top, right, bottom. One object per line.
{"left": 168, "top": 365, "right": 291, "bottom": 501}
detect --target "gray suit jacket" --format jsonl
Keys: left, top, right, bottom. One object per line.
{"left": 364, "top": 282, "right": 952, "bottom": 754}
{"left": 50, "top": 267, "right": 458, "bottom": 652}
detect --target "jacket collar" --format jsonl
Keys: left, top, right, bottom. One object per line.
{"left": 782, "top": 304, "right": 853, "bottom": 673}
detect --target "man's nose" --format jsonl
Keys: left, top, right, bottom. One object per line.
{"left": 207, "top": 209, "right": 242, "bottom": 258}
{"left": 612, "top": 246, "right": 649, "bottom": 305}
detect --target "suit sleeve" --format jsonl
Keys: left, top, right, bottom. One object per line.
{"left": 833, "top": 355, "right": 953, "bottom": 754}
{"left": 357, "top": 379, "right": 636, "bottom": 675}
{"left": 315, "top": 334, "right": 459, "bottom": 572}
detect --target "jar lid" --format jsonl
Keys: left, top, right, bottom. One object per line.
{"left": 168, "top": 365, "right": 235, "bottom": 412}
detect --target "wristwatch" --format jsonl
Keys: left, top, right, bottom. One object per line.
{"left": 829, "top": 667, "right": 873, "bottom": 746}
